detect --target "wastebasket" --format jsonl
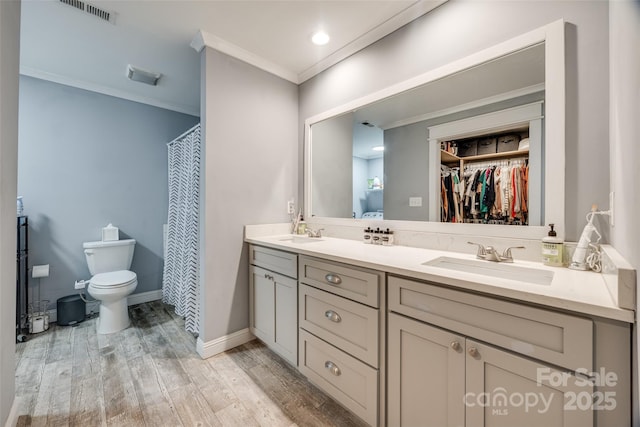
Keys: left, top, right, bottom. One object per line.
{"left": 57, "top": 294, "right": 85, "bottom": 326}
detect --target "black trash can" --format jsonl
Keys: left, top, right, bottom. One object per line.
{"left": 57, "top": 294, "right": 85, "bottom": 326}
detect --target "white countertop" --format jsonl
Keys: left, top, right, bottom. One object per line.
{"left": 245, "top": 233, "right": 635, "bottom": 323}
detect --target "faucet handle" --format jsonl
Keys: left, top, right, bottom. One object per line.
{"left": 306, "top": 228, "right": 324, "bottom": 238}
{"left": 501, "top": 246, "right": 525, "bottom": 261}
{"left": 467, "top": 241, "right": 486, "bottom": 258}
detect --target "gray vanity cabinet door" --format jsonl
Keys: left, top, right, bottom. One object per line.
{"left": 388, "top": 313, "right": 465, "bottom": 427}
{"left": 465, "top": 339, "right": 593, "bottom": 427}
{"left": 250, "top": 265, "right": 297, "bottom": 365}
{"left": 273, "top": 273, "right": 297, "bottom": 364}
{"left": 250, "top": 265, "right": 275, "bottom": 343}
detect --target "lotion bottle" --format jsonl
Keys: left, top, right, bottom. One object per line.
{"left": 542, "top": 224, "right": 563, "bottom": 266}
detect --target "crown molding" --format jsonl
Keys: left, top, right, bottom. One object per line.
{"left": 191, "top": 30, "right": 299, "bottom": 84}
{"left": 192, "top": 0, "right": 448, "bottom": 85}
{"left": 20, "top": 66, "right": 199, "bottom": 117}
{"left": 298, "top": 0, "right": 447, "bottom": 83}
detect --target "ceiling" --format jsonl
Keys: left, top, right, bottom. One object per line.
{"left": 19, "top": 0, "right": 446, "bottom": 116}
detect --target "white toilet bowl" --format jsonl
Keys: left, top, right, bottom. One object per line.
{"left": 87, "top": 270, "right": 137, "bottom": 334}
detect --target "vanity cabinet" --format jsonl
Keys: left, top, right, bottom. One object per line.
{"left": 249, "top": 245, "right": 298, "bottom": 365}
{"left": 298, "top": 255, "right": 385, "bottom": 426}
{"left": 247, "top": 240, "right": 631, "bottom": 427}
{"left": 387, "top": 275, "right": 632, "bottom": 427}
{"left": 389, "top": 313, "right": 592, "bottom": 427}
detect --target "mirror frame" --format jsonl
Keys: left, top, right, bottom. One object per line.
{"left": 304, "top": 19, "right": 565, "bottom": 239}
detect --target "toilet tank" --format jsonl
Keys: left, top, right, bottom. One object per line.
{"left": 83, "top": 239, "right": 136, "bottom": 275}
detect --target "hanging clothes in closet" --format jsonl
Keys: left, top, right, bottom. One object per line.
{"left": 458, "top": 160, "right": 529, "bottom": 225}
{"left": 440, "top": 166, "right": 463, "bottom": 223}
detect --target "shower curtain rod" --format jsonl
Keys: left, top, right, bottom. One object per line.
{"left": 167, "top": 123, "right": 201, "bottom": 146}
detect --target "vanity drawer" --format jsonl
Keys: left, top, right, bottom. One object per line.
{"left": 299, "top": 329, "right": 378, "bottom": 426}
{"left": 250, "top": 245, "right": 297, "bottom": 279}
{"left": 299, "top": 256, "right": 381, "bottom": 308}
{"left": 299, "top": 284, "right": 378, "bottom": 367}
{"left": 388, "top": 276, "right": 593, "bottom": 371}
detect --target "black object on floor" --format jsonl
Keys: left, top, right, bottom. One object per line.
{"left": 57, "top": 294, "right": 86, "bottom": 326}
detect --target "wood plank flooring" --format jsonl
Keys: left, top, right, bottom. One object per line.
{"left": 15, "top": 301, "right": 367, "bottom": 427}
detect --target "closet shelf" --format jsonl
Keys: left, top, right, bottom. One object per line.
{"left": 459, "top": 149, "right": 529, "bottom": 163}
{"left": 440, "top": 150, "right": 460, "bottom": 163}
{"left": 441, "top": 148, "right": 529, "bottom": 163}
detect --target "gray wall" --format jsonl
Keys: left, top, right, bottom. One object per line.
{"left": 299, "top": 0, "right": 610, "bottom": 241}
{"left": 384, "top": 122, "right": 430, "bottom": 221}
{"left": 609, "top": 1, "right": 640, "bottom": 424}
{"left": 18, "top": 76, "right": 199, "bottom": 310}
{"left": 0, "top": 0, "right": 20, "bottom": 424}
{"left": 312, "top": 113, "right": 353, "bottom": 218}
{"left": 200, "top": 48, "right": 298, "bottom": 343}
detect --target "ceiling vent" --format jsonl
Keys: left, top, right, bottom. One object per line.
{"left": 59, "top": 0, "right": 116, "bottom": 24}
{"left": 127, "top": 65, "right": 162, "bottom": 86}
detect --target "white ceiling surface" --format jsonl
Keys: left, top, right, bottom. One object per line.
{"left": 20, "top": 0, "right": 444, "bottom": 116}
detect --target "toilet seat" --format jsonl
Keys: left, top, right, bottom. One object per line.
{"left": 90, "top": 270, "right": 137, "bottom": 289}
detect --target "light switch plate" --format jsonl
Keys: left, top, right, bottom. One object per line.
{"left": 409, "top": 197, "right": 422, "bottom": 207}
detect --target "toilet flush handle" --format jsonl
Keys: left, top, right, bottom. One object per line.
{"left": 84, "top": 249, "right": 94, "bottom": 256}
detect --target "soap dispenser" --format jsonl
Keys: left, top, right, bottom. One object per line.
{"left": 297, "top": 215, "right": 307, "bottom": 235}
{"left": 542, "top": 224, "right": 563, "bottom": 266}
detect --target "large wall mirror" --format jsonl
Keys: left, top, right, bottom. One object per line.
{"left": 304, "top": 20, "right": 565, "bottom": 238}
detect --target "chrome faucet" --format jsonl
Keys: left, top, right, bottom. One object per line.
{"left": 306, "top": 228, "right": 324, "bottom": 238}
{"left": 467, "top": 242, "right": 525, "bottom": 263}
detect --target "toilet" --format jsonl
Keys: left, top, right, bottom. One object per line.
{"left": 83, "top": 239, "right": 137, "bottom": 334}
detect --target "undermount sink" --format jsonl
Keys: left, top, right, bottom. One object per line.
{"left": 278, "top": 236, "right": 323, "bottom": 244}
{"left": 422, "top": 256, "right": 554, "bottom": 285}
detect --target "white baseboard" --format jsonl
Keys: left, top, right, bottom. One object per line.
{"left": 196, "top": 328, "right": 254, "bottom": 359}
{"left": 48, "top": 289, "right": 163, "bottom": 323}
{"left": 4, "top": 397, "right": 19, "bottom": 427}
{"left": 127, "top": 289, "right": 163, "bottom": 306}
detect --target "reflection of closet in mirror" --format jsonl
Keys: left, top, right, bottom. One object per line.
{"left": 429, "top": 102, "right": 543, "bottom": 226}
{"left": 440, "top": 130, "right": 529, "bottom": 225}
{"left": 353, "top": 121, "right": 384, "bottom": 219}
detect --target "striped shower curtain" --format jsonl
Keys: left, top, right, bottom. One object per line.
{"left": 163, "top": 124, "right": 201, "bottom": 334}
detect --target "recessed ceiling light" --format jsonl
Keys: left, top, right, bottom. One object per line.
{"left": 372, "top": 146, "right": 384, "bottom": 152}
{"left": 311, "top": 31, "right": 330, "bottom": 46}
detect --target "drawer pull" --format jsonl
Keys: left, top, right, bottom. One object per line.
{"left": 324, "top": 360, "right": 342, "bottom": 376}
{"left": 263, "top": 273, "right": 274, "bottom": 281}
{"left": 324, "top": 310, "right": 342, "bottom": 323}
{"left": 468, "top": 347, "right": 479, "bottom": 358}
{"left": 450, "top": 341, "right": 461, "bottom": 351}
{"left": 325, "top": 273, "right": 342, "bottom": 285}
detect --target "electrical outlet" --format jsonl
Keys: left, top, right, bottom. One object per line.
{"left": 409, "top": 197, "right": 422, "bottom": 207}
{"left": 287, "top": 199, "right": 295, "bottom": 214}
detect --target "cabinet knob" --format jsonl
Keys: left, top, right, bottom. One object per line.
{"left": 324, "top": 361, "right": 341, "bottom": 376}
{"left": 324, "top": 310, "right": 342, "bottom": 323}
{"left": 468, "top": 347, "right": 479, "bottom": 358}
{"left": 450, "top": 341, "right": 461, "bottom": 351}
{"left": 324, "top": 273, "right": 342, "bottom": 285}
